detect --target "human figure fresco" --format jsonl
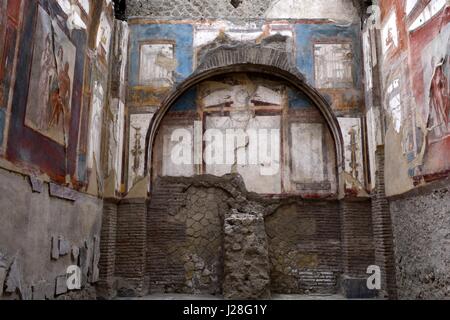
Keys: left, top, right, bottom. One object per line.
{"left": 427, "top": 57, "right": 450, "bottom": 140}
{"left": 49, "top": 48, "right": 71, "bottom": 128}
{"left": 37, "top": 34, "right": 56, "bottom": 130}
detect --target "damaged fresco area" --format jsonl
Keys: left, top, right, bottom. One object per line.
{"left": 377, "top": 0, "right": 450, "bottom": 194}
{"left": 152, "top": 73, "right": 339, "bottom": 197}
{"left": 0, "top": 0, "right": 118, "bottom": 300}
{"left": 126, "top": 19, "right": 367, "bottom": 195}
{"left": 1, "top": 0, "right": 115, "bottom": 195}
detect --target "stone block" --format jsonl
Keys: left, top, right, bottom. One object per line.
{"left": 51, "top": 236, "right": 59, "bottom": 260}
{"left": 55, "top": 275, "right": 68, "bottom": 296}
{"left": 59, "top": 237, "right": 71, "bottom": 256}
{"left": 223, "top": 211, "right": 271, "bottom": 300}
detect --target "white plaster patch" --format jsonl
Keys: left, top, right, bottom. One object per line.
{"left": 163, "top": 125, "right": 195, "bottom": 177}
{"left": 265, "top": 0, "right": 359, "bottom": 23}
{"left": 289, "top": 123, "right": 325, "bottom": 183}
{"left": 409, "top": 0, "right": 447, "bottom": 31}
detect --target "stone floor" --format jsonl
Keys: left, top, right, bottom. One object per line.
{"left": 117, "top": 293, "right": 348, "bottom": 300}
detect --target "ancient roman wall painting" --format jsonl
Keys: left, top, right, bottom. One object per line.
{"left": 96, "top": 12, "right": 112, "bottom": 60}
{"left": 128, "top": 110, "right": 156, "bottom": 191}
{"left": 193, "top": 22, "right": 294, "bottom": 66}
{"left": 107, "top": 100, "right": 125, "bottom": 190}
{"left": 314, "top": 43, "right": 353, "bottom": 89}
{"left": 139, "top": 42, "right": 176, "bottom": 87}
{"left": 377, "top": 0, "right": 449, "bottom": 191}
{"left": 87, "top": 81, "right": 104, "bottom": 177}
{"left": 0, "top": 0, "right": 22, "bottom": 149}
{"left": 407, "top": 3, "right": 449, "bottom": 180}
{"left": 152, "top": 73, "right": 338, "bottom": 197}
{"left": 381, "top": 11, "right": 398, "bottom": 55}
{"left": 338, "top": 117, "right": 365, "bottom": 194}
{"left": 24, "top": 6, "right": 76, "bottom": 146}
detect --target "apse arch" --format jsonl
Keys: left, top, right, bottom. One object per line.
{"left": 144, "top": 63, "right": 345, "bottom": 190}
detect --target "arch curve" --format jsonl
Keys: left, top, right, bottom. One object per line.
{"left": 144, "top": 41, "right": 345, "bottom": 185}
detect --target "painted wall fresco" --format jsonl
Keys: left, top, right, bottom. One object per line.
{"left": 24, "top": 6, "right": 76, "bottom": 146}
{"left": 373, "top": 0, "right": 450, "bottom": 196}
{"left": 0, "top": 0, "right": 115, "bottom": 195}
{"left": 126, "top": 19, "right": 367, "bottom": 195}
{"left": 0, "top": 0, "right": 22, "bottom": 151}
{"left": 152, "top": 73, "right": 338, "bottom": 197}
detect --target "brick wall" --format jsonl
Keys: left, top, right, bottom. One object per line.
{"left": 115, "top": 199, "right": 147, "bottom": 296}
{"left": 265, "top": 201, "right": 342, "bottom": 294}
{"left": 98, "top": 199, "right": 118, "bottom": 298}
{"left": 340, "top": 199, "right": 374, "bottom": 277}
{"left": 147, "top": 179, "right": 228, "bottom": 295}
{"left": 371, "top": 146, "right": 397, "bottom": 298}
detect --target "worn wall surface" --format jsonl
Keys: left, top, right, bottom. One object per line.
{"left": 0, "top": 167, "right": 103, "bottom": 300}
{"left": 0, "top": 0, "right": 119, "bottom": 195}
{"left": 127, "top": 0, "right": 361, "bottom": 23}
{"left": 370, "top": 0, "right": 450, "bottom": 196}
{"left": 360, "top": 0, "right": 450, "bottom": 299}
{"left": 152, "top": 73, "right": 339, "bottom": 197}
{"left": 390, "top": 179, "right": 450, "bottom": 299}
{"left": 125, "top": 13, "right": 368, "bottom": 197}
{"left": 0, "top": 0, "right": 120, "bottom": 300}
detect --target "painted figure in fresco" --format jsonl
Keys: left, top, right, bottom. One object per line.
{"left": 131, "top": 126, "right": 143, "bottom": 178}
{"left": 49, "top": 48, "right": 71, "bottom": 128}
{"left": 37, "top": 34, "right": 57, "bottom": 130}
{"left": 427, "top": 57, "right": 450, "bottom": 139}
{"left": 385, "top": 28, "right": 395, "bottom": 50}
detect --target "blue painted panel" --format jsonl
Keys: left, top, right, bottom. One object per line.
{"left": 170, "top": 87, "right": 197, "bottom": 112}
{"left": 129, "top": 24, "right": 194, "bottom": 86}
{"left": 288, "top": 87, "right": 314, "bottom": 109}
{"left": 294, "top": 23, "right": 362, "bottom": 88}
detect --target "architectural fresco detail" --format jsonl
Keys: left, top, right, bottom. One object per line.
{"left": 152, "top": 73, "right": 338, "bottom": 196}
{"left": 0, "top": 0, "right": 448, "bottom": 301}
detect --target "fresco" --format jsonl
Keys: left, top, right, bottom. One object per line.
{"left": 411, "top": 8, "right": 450, "bottom": 178}
{"left": 0, "top": 0, "right": 22, "bottom": 148}
{"left": 314, "top": 43, "right": 353, "bottom": 89}
{"left": 24, "top": 6, "right": 76, "bottom": 146}
{"left": 97, "top": 12, "right": 112, "bottom": 59}
{"left": 376, "top": 0, "right": 450, "bottom": 193}
{"left": 128, "top": 111, "right": 155, "bottom": 190}
{"left": 295, "top": 23, "right": 364, "bottom": 114}
{"left": 381, "top": 11, "right": 398, "bottom": 55}
{"left": 151, "top": 73, "right": 338, "bottom": 197}
{"left": 139, "top": 42, "right": 176, "bottom": 87}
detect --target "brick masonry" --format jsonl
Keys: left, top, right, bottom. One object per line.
{"left": 98, "top": 199, "right": 118, "bottom": 298}
{"left": 115, "top": 199, "right": 148, "bottom": 297}
{"left": 339, "top": 199, "right": 376, "bottom": 298}
{"left": 265, "top": 201, "right": 342, "bottom": 294}
{"left": 371, "top": 146, "right": 397, "bottom": 298}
